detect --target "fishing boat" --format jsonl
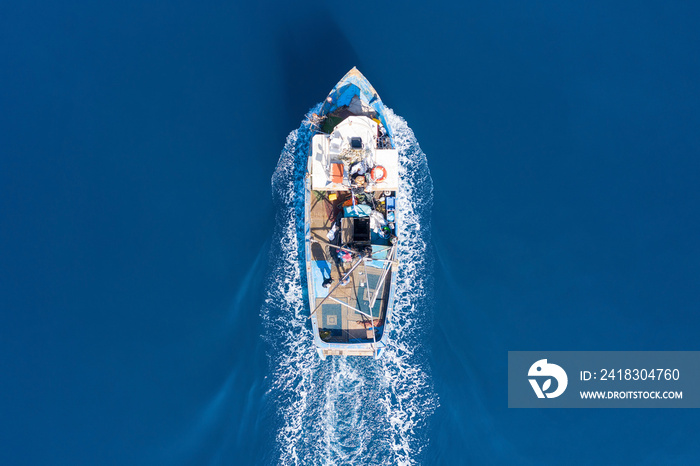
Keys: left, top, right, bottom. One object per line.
{"left": 304, "top": 67, "right": 399, "bottom": 359}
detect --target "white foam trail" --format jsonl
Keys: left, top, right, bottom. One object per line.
{"left": 261, "top": 106, "right": 437, "bottom": 466}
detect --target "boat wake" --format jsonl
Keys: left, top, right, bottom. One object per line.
{"left": 262, "top": 106, "right": 437, "bottom": 466}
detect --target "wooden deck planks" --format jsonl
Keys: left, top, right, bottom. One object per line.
{"left": 309, "top": 190, "right": 390, "bottom": 341}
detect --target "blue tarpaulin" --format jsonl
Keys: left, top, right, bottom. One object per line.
{"left": 320, "top": 68, "right": 394, "bottom": 141}
{"left": 344, "top": 205, "right": 371, "bottom": 217}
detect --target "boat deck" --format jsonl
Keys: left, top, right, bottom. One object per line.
{"left": 308, "top": 191, "right": 392, "bottom": 344}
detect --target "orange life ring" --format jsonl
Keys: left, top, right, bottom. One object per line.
{"left": 371, "top": 166, "right": 387, "bottom": 183}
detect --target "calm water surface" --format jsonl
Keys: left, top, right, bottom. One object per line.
{"left": 1, "top": 1, "right": 699, "bottom": 464}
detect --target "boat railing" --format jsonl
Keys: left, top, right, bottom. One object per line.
{"left": 377, "top": 135, "right": 393, "bottom": 149}
{"left": 320, "top": 326, "right": 383, "bottom": 345}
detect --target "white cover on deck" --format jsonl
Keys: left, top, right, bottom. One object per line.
{"left": 312, "top": 134, "right": 346, "bottom": 190}
{"left": 371, "top": 149, "right": 399, "bottom": 191}
{"left": 332, "top": 116, "right": 378, "bottom": 150}
{"left": 311, "top": 116, "right": 397, "bottom": 191}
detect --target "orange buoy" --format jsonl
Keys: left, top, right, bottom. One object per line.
{"left": 370, "top": 165, "right": 387, "bottom": 182}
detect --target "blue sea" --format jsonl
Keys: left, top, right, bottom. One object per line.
{"left": 2, "top": 1, "right": 700, "bottom": 465}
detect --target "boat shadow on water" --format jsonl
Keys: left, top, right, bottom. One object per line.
{"left": 274, "top": 7, "right": 362, "bottom": 129}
